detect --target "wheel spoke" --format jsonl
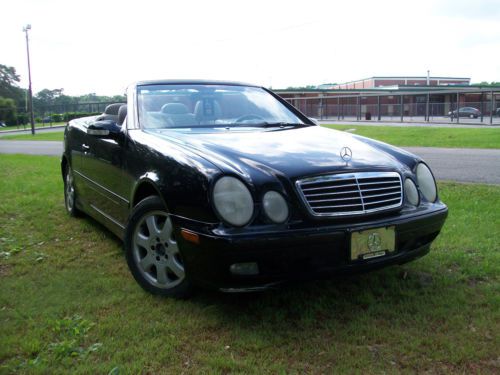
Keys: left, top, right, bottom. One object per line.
{"left": 156, "top": 265, "right": 168, "bottom": 284}
{"left": 168, "top": 258, "right": 185, "bottom": 279}
{"left": 139, "top": 254, "right": 155, "bottom": 271}
{"left": 135, "top": 233, "right": 150, "bottom": 250}
{"left": 146, "top": 216, "right": 160, "bottom": 236}
{"left": 160, "top": 217, "right": 173, "bottom": 239}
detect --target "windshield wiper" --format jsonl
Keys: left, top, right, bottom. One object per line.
{"left": 260, "top": 122, "right": 309, "bottom": 128}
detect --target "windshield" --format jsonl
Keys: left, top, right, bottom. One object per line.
{"left": 137, "top": 84, "right": 305, "bottom": 129}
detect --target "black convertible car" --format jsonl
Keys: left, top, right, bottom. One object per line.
{"left": 62, "top": 80, "right": 448, "bottom": 297}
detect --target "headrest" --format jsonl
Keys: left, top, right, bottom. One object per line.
{"left": 104, "top": 103, "right": 126, "bottom": 116}
{"left": 118, "top": 104, "right": 127, "bottom": 126}
{"left": 194, "top": 99, "right": 221, "bottom": 121}
{"left": 161, "top": 103, "right": 189, "bottom": 115}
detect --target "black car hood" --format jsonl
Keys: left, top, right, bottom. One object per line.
{"left": 152, "top": 126, "right": 417, "bottom": 180}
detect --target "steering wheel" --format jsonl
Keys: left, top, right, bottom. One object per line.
{"left": 235, "top": 114, "right": 265, "bottom": 123}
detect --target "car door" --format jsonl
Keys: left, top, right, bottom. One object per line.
{"left": 79, "top": 122, "right": 129, "bottom": 227}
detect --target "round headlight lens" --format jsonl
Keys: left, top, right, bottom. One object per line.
{"left": 213, "top": 176, "right": 254, "bottom": 226}
{"left": 263, "top": 191, "right": 289, "bottom": 224}
{"left": 404, "top": 178, "right": 419, "bottom": 206}
{"left": 416, "top": 163, "right": 437, "bottom": 202}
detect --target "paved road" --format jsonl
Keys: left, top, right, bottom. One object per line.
{"left": 404, "top": 147, "right": 500, "bottom": 185}
{"left": 1, "top": 140, "right": 499, "bottom": 184}
{"left": 0, "top": 140, "right": 63, "bottom": 156}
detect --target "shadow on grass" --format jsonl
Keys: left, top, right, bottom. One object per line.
{"left": 180, "top": 263, "right": 451, "bottom": 335}
{"left": 78, "top": 209, "right": 450, "bottom": 331}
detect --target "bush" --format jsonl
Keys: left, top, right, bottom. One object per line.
{"left": 50, "top": 113, "right": 63, "bottom": 122}
{"left": 15, "top": 113, "right": 28, "bottom": 126}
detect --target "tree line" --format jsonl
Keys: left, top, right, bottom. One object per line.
{"left": 0, "top": 63, "right": 125, "bottom": 126}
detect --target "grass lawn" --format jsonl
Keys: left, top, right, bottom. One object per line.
{"left": 0, "top": 133, "right": 64, "bottom": 141}
{"left": 323, "top": 124, "right": 500, "bottom": 149}
{"left": 0, "top": 131, "right": 64, "bottom": 141}
{"left": 0, "top": 123, "right": 66, "bottom": 133}
{"left": 0, "top": 155, "right": 499, "bottom": 374}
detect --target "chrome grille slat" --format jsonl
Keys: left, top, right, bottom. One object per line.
{"left": 359, "top": 186, "right": 401, "bottom": 193}
{"left": 357, "top": 180, "right": 400, "bottom": 186}
{"left": 310, "top": 203, "right": 364, "bottom": 209}
{"left": 306, "top": 189, "right": 364, "bottom": 197}
{"left": 296, "top": 172, "right": 403, "bottom": 217}
{"left": 364, "top": 197, "right": 401, "bottom": 205}
{"left": 302, "top": 183, "right": 358, "bottom": 191}
{"left": 309, "top": 196, "right": 364, "bottom": 203}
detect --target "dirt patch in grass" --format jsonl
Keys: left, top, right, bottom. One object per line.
{"left": 0, "top": 263, "right": 12, "bottom": 277}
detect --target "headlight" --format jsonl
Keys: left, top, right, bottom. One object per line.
{"left": 404, "top": 178, "right": 419, "bottom": 206}
{"left": 416, "top": 163, "right": 437, "bottom": 202}
{"left": 263, "top": 191, "right": 289, "bottom": 224}
{"left": 213, "top": 176, "right": 254, "bottom": 226}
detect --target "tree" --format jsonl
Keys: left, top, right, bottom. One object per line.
{"left": 473, "top": 81, "right": 500, "bottom": 86}
{"left": 0, "top": 96, "right": 17, "bottom": 124}
{"left": 285, "top": 85, "right": 318, "bottom": 90}
{"left": 34, "top": 88, "right": 65, "bottom": 107}
{"left": 0, "top": 64, "right": 25, "bottom": 105}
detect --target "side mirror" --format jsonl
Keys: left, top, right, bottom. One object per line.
{"left": 87, "top": 120, "right": 121, "bottom": 137}
{"left": 309, "top": 117, "right": 320, "bottom": 125}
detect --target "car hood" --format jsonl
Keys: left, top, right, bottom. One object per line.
{"left": 152, "top": 126, "right": 417, "bottom": 180}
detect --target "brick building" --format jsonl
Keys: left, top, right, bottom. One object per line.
{"left": 319, "top": 76, "right": 470, "bottom": 90}
{"left": 276, "top": 76, "right": 498, "bottom": 120}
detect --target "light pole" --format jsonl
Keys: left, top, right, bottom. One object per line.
{"left": 23, "top": 24, "right": 35, "bottom": 135}
{"left": 425, "top": 69, "right": 430, "bottom": 122}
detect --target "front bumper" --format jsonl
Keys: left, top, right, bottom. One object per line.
{"left": 173, "top": 204, "right": 448, "bottom": 291}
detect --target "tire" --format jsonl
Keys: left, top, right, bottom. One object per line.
{"left": 64, "top": 164, "right": 80, "bottom": 217}
{"left": 470, "top": 114, "right": 474, "bottom": 119}
{"left": 124, "top": 196, "right": 193, "bottom": 298}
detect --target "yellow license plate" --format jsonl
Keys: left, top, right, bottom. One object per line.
{"left": 350, "top": 226, "right": 396, "bottom": 261}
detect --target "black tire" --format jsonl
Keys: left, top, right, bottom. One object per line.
{"left": 64, "top": 164, "right": 81, "bottom": 217}
{"left": 124, "top": 196, "right": 193, "bottom": 298}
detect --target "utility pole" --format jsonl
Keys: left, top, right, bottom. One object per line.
{"left": 425, "top": 70, "right": 430, "bottom": 122}
{"left": 23, "top": 24, "right": 35, "bottom": 135}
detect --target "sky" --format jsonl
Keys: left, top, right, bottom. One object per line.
{"left": 1, "top": 0, "right": 499, "bottom": 96}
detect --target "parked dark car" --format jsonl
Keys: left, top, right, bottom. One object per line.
{"left": 448, "top": 107, "right": 481, "bottom": 118}
{"left": 62, "top": 80, "right": 448, "bottom": 298}
{"left": 42, "top": 116, "right": 52, "bottom": 123}
{"left": 0, "top": 121, "right": 6, "bottom": 127}
{"left": 496, "top": 108, "right": 500, "bottom": 117}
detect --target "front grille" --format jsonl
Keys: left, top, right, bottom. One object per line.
{"left": 296, "top": 171, "right": 403, "bottom": 217}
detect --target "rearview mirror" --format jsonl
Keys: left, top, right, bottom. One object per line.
{"left": 87, "top": 120, "right": 120, "bottom": 137}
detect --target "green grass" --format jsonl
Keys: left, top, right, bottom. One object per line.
{"left": 0, "top": 131, "right": 64, "bottom": 141}
{"left": 323, "top": 124, "right": 500, "bottom": 149}
{"left": 0, "top": 122, "right": 66, "bottom": 133}
{"left": 0, "top": 155, "right": 499, "bottom": 374}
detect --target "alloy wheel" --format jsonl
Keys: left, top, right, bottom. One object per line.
{"left": 132, "top": 211, "right": 185, "bottom": 289}
{"left": 65, "top": 169, "right": 75, "bottom": 212}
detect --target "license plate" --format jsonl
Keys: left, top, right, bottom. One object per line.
{"left": 350, "top": 226, "right": 396, "bottom": 261}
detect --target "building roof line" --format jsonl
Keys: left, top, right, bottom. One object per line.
{"left": 329, "top": 76, "right": 470, "bottom": 86}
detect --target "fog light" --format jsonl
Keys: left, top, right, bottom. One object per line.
{"left": 229, "top": 262, "right": 259, "bottom": 275}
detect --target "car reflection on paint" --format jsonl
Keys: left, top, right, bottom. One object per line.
{"left": 62, "top": 80, "right": 448, "bottom": 298}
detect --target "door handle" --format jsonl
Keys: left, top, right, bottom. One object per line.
{"left": 82, "top": 144, "right": 90, "bottom": 151}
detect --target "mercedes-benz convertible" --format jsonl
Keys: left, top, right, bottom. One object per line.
{"left": 62, "top": 80, "right": 448, "bottom": 297}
